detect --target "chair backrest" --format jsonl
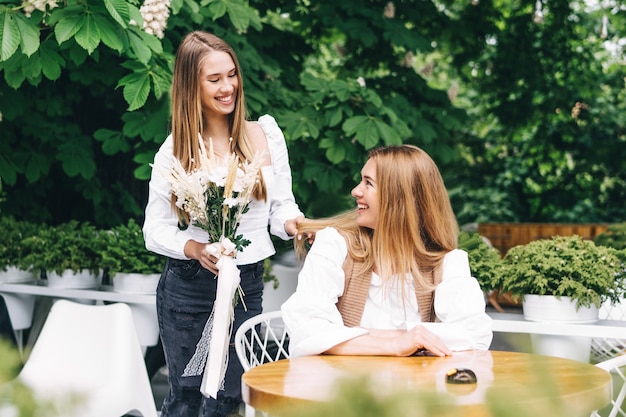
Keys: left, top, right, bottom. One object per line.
{"left": 18, "top": 299, "right": 158, "bottom": 417}
{"left": 234, "top": 310, "right": 289, "bottom": 371}
{"left": 591, "top": 300, "right": 626, "bottom": 363}
{"left": 592, "top": 354, "right": 626, "bottom": 417}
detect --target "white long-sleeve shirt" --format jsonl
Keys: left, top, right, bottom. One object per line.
{"left": 143, "top": 114, "right": 303, "bottom": 265}
{"left": 282, "top": 227, "right": 493, "bottom": 356}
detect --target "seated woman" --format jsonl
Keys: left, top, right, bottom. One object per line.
{"left": 282, "top": 145, "right": 492, "bottom": 357}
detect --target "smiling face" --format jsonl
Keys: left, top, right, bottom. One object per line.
{"left": 351, "top": 158, "right": 380, "bottom": 230}
{"left": 198, "top": 50, "right": 239, "bottom": 117}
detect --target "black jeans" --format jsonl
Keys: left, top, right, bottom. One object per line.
{"left": 157, "top": 258, "right": 264, "bottom": 417}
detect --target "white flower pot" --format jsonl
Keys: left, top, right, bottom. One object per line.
{"left": 0, "top": 266, "right": 36, "bottom": 283}
{"left": 112, "top": 273, "right": 160, "bottom": 294}
{"left": 2, "top": 291, "right": 37, "bottom": 330}
{"left": 523, "top": 294, "right": 598, "bottom": 362}
{"left": 46, "top": 269, "right": 102, "bottom": 289}
{"left": 522, "top": 294, "right": 599, "bottom": 323}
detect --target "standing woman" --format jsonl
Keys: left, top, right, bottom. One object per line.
{"left": 282, "top": 145, "right": 492, "bottom": 357}
{"left": 143, "top": 31, "right": 304, "bottom": 416}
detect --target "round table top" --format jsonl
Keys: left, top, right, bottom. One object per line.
{"left": 242, "top": 350, "right": 611, "bottom": 417}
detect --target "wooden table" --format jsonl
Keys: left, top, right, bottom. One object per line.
{"left": 242, "top": 350, "right": 611, "bottom": 417}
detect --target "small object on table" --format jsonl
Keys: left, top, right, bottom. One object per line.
{"left": 446, "top": 368, "right": 477, "bottom": 384}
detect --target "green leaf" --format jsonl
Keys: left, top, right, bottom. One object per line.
{"left": 354, "top": 119, "right": 379, "bottom": 150}
{"left": 301, "top": 73, "right": 327, "bottom": 92}
{"left": 375, "top": 120, "right": 402, "bottom": 146}
{"left": 21, "top": 52, "right": 42, "bottom": 79}
{"left": 128, "top": 29, "right": 152, "bottom": 64}
{"left": 39, "top": 41, "right": 64, "bottom": 80}
{"left": 68, "top": 44, "right": 88, "bottom": 66}
{"left": 342, "top": 116, "right": 369, "bottom": 135}
{"left": 330, "top": 80, "right": 352, "bottom": 102}
{"left": 25, "top": 153, "right": 49, "bottom": 182}
{"left": 325, "top": 145, "right": 346, "bottom": 164}
{"left": 142, "top": 31, "right": 163, "bottom": 54}
{"left": 415, "top": 122, "right": 437, "bottom": 142}
{"left": 103, "top": 0, "right": 129, "bottom": 28}
{"left": 121, "top": 72, "right": 150, "bottom": 111}
{"left": 92, "top": 14, "right": 123, "bottom": 53}
{"left": 134, "top": 163, "right": 152, "bottom": 180}
{"left": 133, "top": 151, "right": 157, "bottom": 180}
{"left": 0, "top": 10, "right": 20, "bottom": 61}
{"left": 0, "top": 153, "right": 19, "bottom": 185}
{"left": 55, "top": 12, "right": 84, "bottom": 45}
{"left": 207, "top": 0, "right": 227, "bottom": 19}
{"left": 3, "top": 65, "right": 26, "bottom": 88}
{"left": 74, "top": 13, "right": 101, "bottom": 54}
{"left": 226, "top": 1, "right": 260, "bottom": 31}
{"left": 58, "top": 140, "right": 96, "bottom": 179}
{"left": 327, "top": 108, "right": 343, "bottom": 128}
{"left": 127, "top": 3, "right": 143, "bottom": 29}
{"left": 150, "top": 66, "right": 172, "bottom": 99}
{"left": 94, "top": 129, "right": 131, "bottom": 155}
{"left": 14, "top": 14, "right": 40, "bottom": 57}
{"left": 171, "top": 0, "right": 185, "bottom": 14}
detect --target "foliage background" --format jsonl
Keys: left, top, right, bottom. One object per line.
{"left": 1, "top": 0, "right": 625, "bottom": 229}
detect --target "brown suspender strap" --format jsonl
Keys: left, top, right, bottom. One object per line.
{"left": 336, "top": 257, "right": 371, "bottom": 327}
{"left": 418, "top": 265, "right": 443, "bottom": 323}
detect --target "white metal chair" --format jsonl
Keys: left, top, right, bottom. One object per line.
{"left": 234, "top": 310, "right": 290, "bottom": 417}
{"left": 592, "top": 300, "right": 626, "bottom": 363}
{"left": 17, "top": 299, "right": 159, "bottom": 417}
{"left": 591, "top": 354, "right": 626, "bottom": 417}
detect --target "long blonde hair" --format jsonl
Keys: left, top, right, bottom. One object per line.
{"left": 295, "top": 145, "right": 458, "bottom": 290}
{"left": 169, "top": 31, "right": 266, "bottom": 219}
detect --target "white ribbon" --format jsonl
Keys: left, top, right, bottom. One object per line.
{"left": 182, "top": 239, "right": 241, "bottom": 399}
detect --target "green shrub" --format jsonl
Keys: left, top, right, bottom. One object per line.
{"left": 594, "top": 223, "right": 626, "bottom": 250}
{"left": 457, "top": 231, "right": 503, "bottom": 292}
{"left": 100, "top": 219, "right": 165, "bottom": 276}
{"left": 20, "top": 221, "right": 105, "bottom": 276}
{"left": 495, "top": 235, "right": 625, "bottom": 309}
{"left": 0, "top": 216, "right": 40, "bottom": 271}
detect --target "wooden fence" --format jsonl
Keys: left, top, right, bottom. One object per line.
{"left": 477, "top": 223, "right": 610, "bottom": 256}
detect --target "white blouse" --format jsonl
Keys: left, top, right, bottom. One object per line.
{"left": 281, "top": 227, "right": 493, "bottom": 357}
{"left": 143, "top": 114, "right": 303, "bottom": 265}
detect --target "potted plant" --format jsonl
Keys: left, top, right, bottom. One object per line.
{"left": 457, "top": 231, "right": 512, "bottom": 312}
{"left": 457, "top": 231, "right": 503, "bottom": 292}
{"left": 0, "top": 216, "right": 40, "bottom": 283}
{"left": 591, "top": 223, "right": 626, "bottom": 362}
{"left": 100, "top": 219, "right": 165, "bottom": 294}
{"left": 489, "top": 235, "right": 626, "bottom": 361}
{"left": 494, "top": 235, "right": 625, "bottom": 319}
{"left": 20, "top": 220, "right": 106, "bottom": 289}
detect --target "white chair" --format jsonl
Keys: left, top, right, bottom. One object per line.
{"left": 234, "top": 310, "right": 289, "bottom": 417}
{"left": 592, "top": 300, "right": 626, "bottom": 363}
{"left": 17, "top": 299, "right": 159, "bottom": 417}
{"left": 591, "top": 354, "right": 626, "bottom": 417}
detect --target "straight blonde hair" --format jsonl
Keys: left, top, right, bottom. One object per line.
{"left": 295, "top": 145, "right": 458, "bottom": 291}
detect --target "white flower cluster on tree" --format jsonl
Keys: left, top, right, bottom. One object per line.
{"left": 21, "top": 0, "right": 58, "bottom": 18}
{"left": 140, "top": 0, "right": 171, "bottom": 39}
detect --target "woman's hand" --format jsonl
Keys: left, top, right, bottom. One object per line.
{"left": 284, "top": 215, "right": 305, "bottom": 237}
{"left": 184, "top": 240, "right": 220, "bottom": 275}
{"left": 393, "top": 325, "right": 452, "bottom": 357}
